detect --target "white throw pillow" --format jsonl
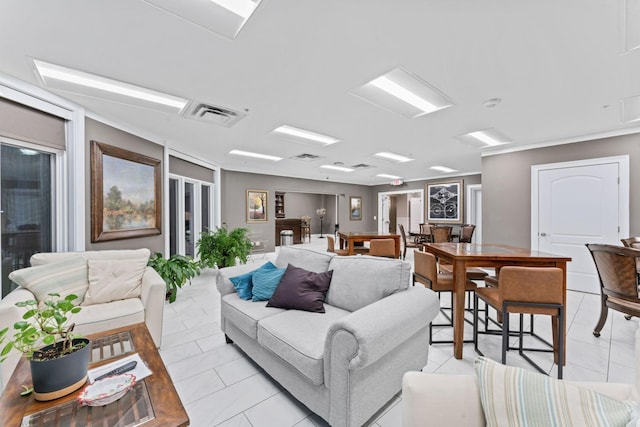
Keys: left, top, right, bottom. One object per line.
{"left": 8, "top": 256, "right": 88, "bottom": 303}
{"left": 82, "top": 258, "right": 148, "bottom": 306}
{"left": 474, "top": 356, "right": 636, "bottom": 427}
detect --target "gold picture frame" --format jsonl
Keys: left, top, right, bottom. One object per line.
{"left": 350, "top": 196, "right": 362, "bottom": 221}
{"left": 247, "top": 190, "right": 268, "bottom": 222}
{"left": 91, "top": 141, "right": 162, "bottom": 242}
{"left": 426, "top": 179, "right": 464, "bottom": 224}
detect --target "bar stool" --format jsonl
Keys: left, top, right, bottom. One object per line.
{"left": 473, "top": 266, "right": 565, "bottom": 378}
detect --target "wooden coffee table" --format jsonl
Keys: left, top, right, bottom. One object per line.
{"left": 0, "top": 323, "right": 189, "bottom": 427}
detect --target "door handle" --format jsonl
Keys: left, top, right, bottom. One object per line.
{"left": 540, "top": 232, "right": 547, "bottom": 237}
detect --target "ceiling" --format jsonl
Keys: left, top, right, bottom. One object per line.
{"left": 2, "top": 0, "right": 640, "bottom": 186}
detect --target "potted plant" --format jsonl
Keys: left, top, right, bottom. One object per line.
{"left": 196, "top": 225, "right": 252, "bottom": 269}
{"left": 147, "top": 252, "right": 201, "bottom": 303}
{"left": 0, "top": 292, "right": 90, "bottom": 401}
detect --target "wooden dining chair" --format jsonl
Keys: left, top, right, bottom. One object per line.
{"left": 327, "top": 235, "right": 348, "bottom": 256}
{"left": 413, "top": 250, "right": 477, "bottom": 344}
{"left": 418, "top": 223, "right": 432, "bottom": 244}
{"left": 369, "top": 239, "right": 396, "bottom": 258}
{"left": 621, "top": 237, "right": 640, "bottom": 278}
{"left": 431, "top": 225, "right": 452, "bottom": 243}
{"left": 398, "top": 224, "right": 420, "bottom": 260}
{"left": 473, "top": 266, "right": 565, "bottom": 378}
{"left": 586, "top": 243, "right": 640, "bottom": 336}
{"left": 458, "top": 224, "right": 476, "bottom": 243}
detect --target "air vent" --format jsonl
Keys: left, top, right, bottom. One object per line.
{"left": 291, "top": 153, "right": 323, "bottom": 162}
{"left": 352, "top": 163, "right": 374, "bottom": 169}
{"left": 181, "top": 102, "right": 247, "bottom": 127}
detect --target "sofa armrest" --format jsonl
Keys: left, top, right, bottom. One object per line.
{"left": 139, "top": 266, "right": 165, "bottom": 348}
{"left": 325, "top": 286, "right": 439, "bottom": 372}
{"left": 0, "top": 287, "right": 33, "bottom": 392}
{"left": 402, "top": 372, "right": 486, "bottom": 427}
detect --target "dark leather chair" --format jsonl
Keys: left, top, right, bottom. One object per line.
{"left": 398, "top": 224, "right": 420, "bottom": 260}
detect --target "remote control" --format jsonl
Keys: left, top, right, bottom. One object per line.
{"left": 94, "top": 360, "right": 137, "bottom": 381}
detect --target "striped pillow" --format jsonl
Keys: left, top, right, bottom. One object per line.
{"left": 474, "top": 356, "right": 635, "bottom": 427}
{"left": 9, "top": 256, "right": 89, "bottom": 304}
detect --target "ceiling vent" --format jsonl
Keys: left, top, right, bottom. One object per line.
{"left": 291, "top": 153, "right": 323, "bottom": 161}
{"left": 182, "top": 102, "right": 246, "bottom": 127}
{"left": 352, "top": 163, "right": 374, "bottom": 169}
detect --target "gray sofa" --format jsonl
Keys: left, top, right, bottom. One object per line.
{"left": 216, "top": 246, "right": 439, "bottom": 427}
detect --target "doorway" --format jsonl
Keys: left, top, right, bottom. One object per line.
{"left": 531, "top": 156, "right": 629, "bottom": 294}
{"left": 377, "top": 189, "right": 424, "bottom": 234}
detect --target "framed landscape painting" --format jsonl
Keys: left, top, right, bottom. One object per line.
{"left": 91, "top": 141, "right": 162, "bottom": 242}
{"left": 426, "top": 180, "right": 463, "bottom": 224}
{"left": 247, "top": 190, "right": 268, "bottom": 222}
{"left": 350, "top": 196, "right": 362, "bottom": 221}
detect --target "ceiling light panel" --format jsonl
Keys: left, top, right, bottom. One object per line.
{"left": 143, "top": 0, "right": 261, "bottom": 40}
{"left": 229, "top": 149, "right": 282, "bottom": 161}
{"left": 272, "top": 125, "right": 340, "bottom": 145}
{"left": 377, "top": 173, "right": 401, "bottom": 179}
{"left": 33, "top": 59, "right": 188, "bottom": 113}
{"left": 374, "top": 152, "right": 414, "bottom": 163}
{"left": 321, "top": 164, "right": 354, "bottom": 172}
{"left": 457, "top": 128, "right": 511, "bottom": 147}
{"left": 430, "top": 165, "right": 458, "bottom": 173}
{"left": 350, "top": 67, "right": 453, "bottom": 118}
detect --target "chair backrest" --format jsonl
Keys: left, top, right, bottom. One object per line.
{"left": 327, "top": 235, "right": 337, "bottom": 253}
{"left": 621, "top": 237, "right": 640, "bottom": 249}
{"left": 498, "top": 266, "right": 564, "bottom": 304}
{"left": 431, "top": 226, "right": 452, "bottom": 243}
{"left": 398, "top": 224, "right": 408, "bottom": 246}
{"left": 586, "top": 244, "right": 640, "bottom": 301}
{"left": 369, "top": 239, "right": 396, "bottom": 258}
{"left": 413, "top": 250, "right": 438, "bottom": 284}
{"left": 458, "top": 224, "right": 476, "bottom": 243}
{"left": 419, "top": 223, "right": 432, "bottom": 236}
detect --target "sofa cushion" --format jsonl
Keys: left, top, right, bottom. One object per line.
{"left": 326, "top": 256, "right": 411, "bottom": 312}
{"left": 221, "top": 293, "right": 285, "bottom": 339}
{"left": 257, "top": 304, "right": 350, "bottom": 385}
{"left": 229, "top": 261, "right": 277, "bottom": 300}
{"left": 275, "top": 246, "right": 334, "bottom": 273}
{"left": 82, "top": 257, "right": 148, "bottom": 306}
{"left": 8, "top": 256, "right": 89, "bottom": 303}
{"left": 252, "top": 267, "right": 287, "bottom": 301}
{"left": 474, "top": 356, "right": 636, "bottom": 427}
{"left": 30, "top": 248, "right": 151, "bottom": 266}
{"left": 267, "top": 264, "right": 333, "bottom": 313}
{"left": 72, "top": 297, "right": 145, "bottom": 336}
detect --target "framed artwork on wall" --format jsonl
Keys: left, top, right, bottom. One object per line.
{"left": 350, "top": 196, "right": 362, "bottom": 221}
{"left": 91, "top": 140, "right": 162, "bottom": 242}
{"left": 247, "top": 189, "right": 268, "bottom": 223}
{"left": 426, "top": 180, "right": 464, "bottom": 224}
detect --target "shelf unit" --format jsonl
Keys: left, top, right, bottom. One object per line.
{"left": 275, "top": 192, "right": 285, "bottom": 218}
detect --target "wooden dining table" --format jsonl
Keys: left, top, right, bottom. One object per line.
{"left": 338, "top": 231, "right": 401, "bottom": 258}
{"left": 423, "top": 243, "right": 572, "bottom": 360}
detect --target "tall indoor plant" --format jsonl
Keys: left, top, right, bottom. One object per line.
{"left": 197, "top": 225, "right": 252, "bottom": 269}
{"left": 0, "top": 293, "right": 90, "bottom": 401}
{"left": 147, "top": 252, "right": 201, "bottom": 303}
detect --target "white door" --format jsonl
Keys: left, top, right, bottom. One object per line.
{"left": 536, "top": 162, "right": 622, "bottom": 294}
{"left": 380, "top": 195, "right": 391, "bottom": 233}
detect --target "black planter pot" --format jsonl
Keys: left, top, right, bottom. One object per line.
{"left": 30, "top": 338, "right": 90, "bottom": 401}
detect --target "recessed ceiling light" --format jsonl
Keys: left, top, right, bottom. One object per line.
{"left": 458, "top": 128, "right": 511, "bottom": 147}
{"left": 350, "top": 67, "right": 453, "bottom": 118}
{"left": 33, "top": 59, "right": 188, "bottom": 112}
{"left": 272, "top": 125, "right": 340, "bottom": 145}
{"left": 430, "top": 165, "right": 458, "bottom": 173}
{"left": 377, "top": 173, "right": 401, "bottom": 179}
{"left": 375, "top": 152, "right": 414, "bottom": 163}
{"left": 229, "top": 149, "right": 282, "bottom": 161}
{"left": 143, "top": 0, "right": 262, "bottom": 40}
{"left": 321, "top": 164, "right": 354, "bottom": 172}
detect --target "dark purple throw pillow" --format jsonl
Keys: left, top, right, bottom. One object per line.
{"left": 267, "top": 264, "right": 333, "bottom": 313}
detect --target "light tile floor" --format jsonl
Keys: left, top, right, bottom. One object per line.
{"left": 160, "top": 236, "right": 637, "bottom": 427}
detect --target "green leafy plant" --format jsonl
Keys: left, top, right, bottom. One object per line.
{"left": 147, "top": 252, "right": 201, "bottom": 303}
{"left": 197, "top": 225, "right": 252, "bottom": 269}
{"left": 0, "top": 293, "right": 83, "bottom": 362}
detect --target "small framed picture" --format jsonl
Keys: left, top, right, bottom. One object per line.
{"left": 350, "top": 196, "right": 362, "bottom": 221}
{"left": 247, "top": 190, "right": 268, "bottom": 223}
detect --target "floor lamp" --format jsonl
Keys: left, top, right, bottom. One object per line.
{"left": 316, "top": 208, "right": 326, "bottom": 238}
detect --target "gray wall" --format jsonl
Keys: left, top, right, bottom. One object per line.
{"left": 482, "top": 133, "right": 640, "bottom": 247}
{"left": 221, "top": 170, "right": 376, "bottom": 251}
{"left": 85, "top": 118, "right": 165, "bottom": 253}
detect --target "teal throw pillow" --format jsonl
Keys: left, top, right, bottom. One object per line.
{"left": 252, "top": 267, "right": 286, "bottom": 301}
{"left": 229, "top": 262, "right": 276, "bottom": 300}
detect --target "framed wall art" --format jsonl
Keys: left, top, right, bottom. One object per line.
{"left": 91, "top": 141, "right": 162, "bottom": 242}
{"left": 350, "top": 196, "right": 362, "bottom": 221}
{"left": 247, "top": 189, "right": 268, "bottom": 222}
{"left": 426, "top": 180, "right": 463, "bottom": 224}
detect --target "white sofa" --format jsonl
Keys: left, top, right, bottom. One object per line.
{"left": 402, "top": 326, "right": 640, "bottom": 427}
{"left": 0, "top": 249, "right": 165, "bottom": 391}
{"left": 216, "top": 246, "right": 440, "bottom": 427}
